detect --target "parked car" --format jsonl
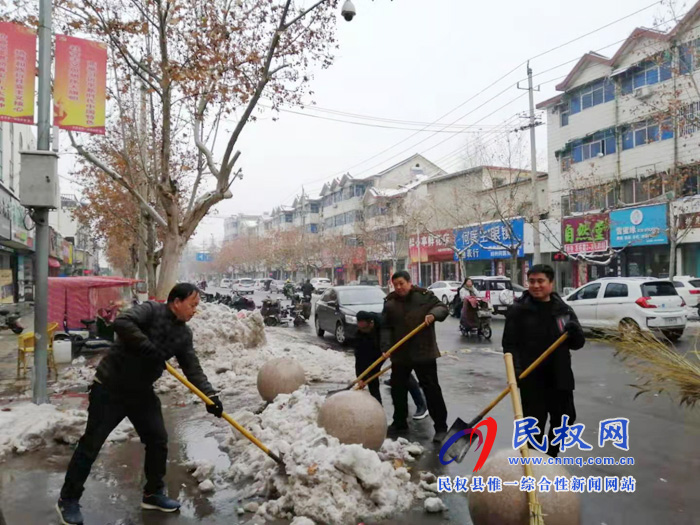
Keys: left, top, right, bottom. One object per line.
{"left": 219, "top": 278, "right": 232, "bottom": 289}
{"left": 564, "top": 277, "right": 686, "bottom": 341}
{"left": 270, "top": 280, "right": 286, "bottom": 293}
{"left": 428, "top": 281, "right": 462, "bottom": 305}
{"left": 460, "top": 276, "right": 515, "bottom": 315}
{"left": 232, "top": 278, "right": 255, "bottom": 295}
{"left": 671, "top": 276, "right": 700, "bottom": 313}
{"left": 315, "top": 285, "right": 387, "bottom": 344}
{"left": 310, "top": 277, "right": 332, "bottom": 294}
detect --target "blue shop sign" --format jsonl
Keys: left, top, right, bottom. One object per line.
{"left": 609, "top": 204, "right": 668, "bottom": 248}
{"left": 454, "top": 218, "right": 525, "bottom": 261}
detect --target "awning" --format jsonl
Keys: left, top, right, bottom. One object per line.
{"left": 49, "top": 257, "right": 61, "bottom": 268}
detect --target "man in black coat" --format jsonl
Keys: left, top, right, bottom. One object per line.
{"left": 382, "top": 270, "right": 449, "bottom": 442}
{"left": 56, "top": 283, "right": 223, "bottom": 525}
{"left": 301, "top": 279, "right": 314, "bottom": 300}
{"left": 503, "top": 264, "right": 586, "bottom": 458}
{"left": 354, "top": 311, "right": 385, "bottom": 404}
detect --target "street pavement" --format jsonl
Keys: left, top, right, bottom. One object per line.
{"left": 1, "top": 288, "right": 699, "bottom": 524}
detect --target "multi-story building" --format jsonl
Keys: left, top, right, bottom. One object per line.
{"left": 223, "top": 213, "right": 263, "bottom": 242}
{"left": 537, "top": 4, "right": 700, "bottom": 284}
{"left": 292, "top": 193, "right": 321, "bottom": 233}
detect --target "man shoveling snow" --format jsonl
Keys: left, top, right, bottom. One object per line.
{"left": 56, "top": 283, "right": 223, "bottom": 525}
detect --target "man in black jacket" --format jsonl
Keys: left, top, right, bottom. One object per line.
{"left": 56, "top": 283, "right": 222, "bottom": 525}
{"left": 503, "top": 264, "right": 586, "bottom": 458}
{"left": 382, "top": 271, "right": 449, "bottom": 442}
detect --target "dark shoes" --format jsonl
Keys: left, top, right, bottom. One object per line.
{"left": 387, "top": 421, "right": 409, "bottom": 434}
{"left": 56, "top": 499, "right": 83, "bottom": 525}
{"left": 433, "top": 430, "right": 447, "bottom": 443}
{"left": 412, "top": 406, "right": 429, "bottom": 420}
{"left": 141, "top": 491, "right": 181, "bottom": 513}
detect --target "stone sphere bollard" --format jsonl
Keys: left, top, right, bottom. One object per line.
{"left": 468, "top": 449, "right": 580, "bottom": 525}
{"left": 256, "top": 357, "right": 306, "bottom": 402}
{"left": 317, "top": 390, "right": 387, "bottom": 451}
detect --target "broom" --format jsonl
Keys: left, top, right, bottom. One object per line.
{"left": 504, "top": 353, "right": 545, "bottom": 525}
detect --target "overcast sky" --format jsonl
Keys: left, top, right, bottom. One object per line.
{"left": 59, "top": 0, "right": 686, "bottom": 247}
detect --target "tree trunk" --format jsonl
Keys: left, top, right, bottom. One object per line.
{"left": 510, "top": 251, "right": 519, "bottom": 284}
{"left": 156, "top": 234, "right": 184, "bottom": 300}
{"left": 669, "top": 231, "right": 677, "bottom": 280}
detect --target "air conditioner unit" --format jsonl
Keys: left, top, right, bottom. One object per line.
{"left": 633, "top": 86, "right": 652, "bottom": 99}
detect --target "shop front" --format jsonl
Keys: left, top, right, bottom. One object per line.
{"left": 49, "top": 227, "right": 63, "bottom": 277}
{"left": 562, "top": 213, "right": 611, "bottom": 288}
{"left": 0, "top": 196, "right": 36, "bottom": 302}
{"left": 610, "top": 204, "right": 669, "bottom": 278}
{"left": 453, "top": 218, "right": 525, "bottom": 282}
{"left": 673, "top": 197, "right": 700, "bottom": 277}
{"left": 409, "top": 229, "right": 454, "bottom": 287}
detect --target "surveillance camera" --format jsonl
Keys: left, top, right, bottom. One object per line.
{"left": 341, "top": 0, "right": 356, "bottom": 21}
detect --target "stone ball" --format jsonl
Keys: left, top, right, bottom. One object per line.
{"left": 256, "top": 357, "right": 306, "bottom": 402}
{"left": 468, "top": 449, "right": 580, "bottom": 525}
{"left": 317, "top": 390, "right": 387, "bottom": 451}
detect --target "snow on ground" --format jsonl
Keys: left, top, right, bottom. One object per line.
{"left": 217, "top": 387, "right": 429, "bottom": 525}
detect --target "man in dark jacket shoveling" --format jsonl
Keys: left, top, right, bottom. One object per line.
{"left": 382, "top": 270, "right": 449, "bottom": 442}
{"left": 503, "top": 264, "right": 585, "bottom": 458}
{"left": 56, "top": 283, "right": 223, "bottom": 525}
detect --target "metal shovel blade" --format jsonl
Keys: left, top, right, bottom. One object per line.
{"left": 441, "top": 417, "right": 478, "bottom": 463}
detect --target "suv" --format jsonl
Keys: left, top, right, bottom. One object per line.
{"left": 460, "top": 276, "right": 515, "bottom": 315}
{"left": 564, "top": 277, "right": 686, "bottom": 341}
{"left": 232, "top": 278, "right": 255, "bottom": 295}
{"left": 672, "top": 276, "right": 700, "bottom": 314}
{"left": 220, "top": 278, "right": 232, "bottom": 288}
{"left": 310, "top": 277, "right": 332, "bottom": 294}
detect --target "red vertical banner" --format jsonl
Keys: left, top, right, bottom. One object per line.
{"left": 0, "top": 22, "right": 37, "bottom": 124}
{"left": 54, "top": 35, "right": 107, "bottom": 134}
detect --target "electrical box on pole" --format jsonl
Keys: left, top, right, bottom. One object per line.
{"left": 19, "top": 150, "right": 59, "bottom": 209}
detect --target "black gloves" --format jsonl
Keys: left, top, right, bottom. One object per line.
{"left": 564, "top": 320, "right": 583, "bottom": 338}
{"left": 206, "top": 395, "right": 224, "bottom": 418}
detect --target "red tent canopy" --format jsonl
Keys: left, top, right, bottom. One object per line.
{"left": 49, "top": 276, "right": 140, "bottom": 329}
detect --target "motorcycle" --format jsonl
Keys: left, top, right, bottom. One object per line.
{"left": 459, "top": 296, "right": 492, "bottom": 340}
{"left": 0, "top": 307, "right": 23, "bottom": 334}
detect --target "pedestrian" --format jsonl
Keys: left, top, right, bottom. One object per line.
{"left": 301, "top": 279, "right": 314, "bottom": 301}
{"left": 381, "top": 270, "right": 449, "bottom": 442}
{"left": 502, "top": 264, "right": 585, "bottom": 458}
{"left": 56, "top": 283, "right": 223, "bottom": 525}
{"left": 354, "top": 311, "right": 428, "bottom": 420}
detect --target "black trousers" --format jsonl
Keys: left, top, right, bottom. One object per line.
{"left": 520, "top": 385, "right": 576, "bottom": 458}
{"left": 60, "top": 382, "right": 168, "bottom": 500}
{"left": 355, "top": 361, "right": 382, "bottom": 405}
{"left": 391, "top": 360, "right": 447, "bottom": 432}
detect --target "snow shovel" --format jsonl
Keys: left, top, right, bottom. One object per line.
{"left": 165, "top": 363, "right": 285, "bottom": 469}
{"left": 326, "top": 321, "right": 428, "bottom": 398}
{"left": 440, "top": 332, "right": 569, "bottom": 463}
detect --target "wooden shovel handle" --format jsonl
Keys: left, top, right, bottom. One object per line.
{"left": 165, "top": 363, "right": 282, "bottom": 464}
{"left": 476, "top": 332, "right": 569, "bottom": 420}
{"left": 352, "top": 321, "right": 427, "bottom": 385}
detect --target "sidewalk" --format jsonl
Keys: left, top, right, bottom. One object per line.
{"left": 0, "top": 306, "right": 34, "bottom": 396}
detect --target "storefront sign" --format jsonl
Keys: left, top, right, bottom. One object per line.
{"left": 0, "top": 22, "right": 36, "bottom": 125}
{"left": 678, "top": 212, "right": 700, "bottom": 229}
{"left": 54, "top": 35, "right": 107, "bottom": 134}
{"left": 49, "top": 227, "right": 62, "bottom": 259}
{"left": 62, "top": 240, "right": 73, "bottom": 264}
{"left": 454, "top": 218, "right": 525, "bottom": 261}
{"left": 562, "top": 214, "right": 609, "bottom": 254}
{"left": 10, "top": 199, "right": 34, "bottom": 249}
{"left": 409, "top": 229, "right": 454, "bottom": 262}
{"left": 0, "top": 268, "right": 12, "bottom": 303}
{"left": 610, "top": 204, "right": 668, "bottom": 248}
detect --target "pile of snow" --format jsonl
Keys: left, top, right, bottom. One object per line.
{"left": 0, "top": 403, "right": 86, "bottom": 460}
{"left": 53, "top": 356, "right": 95, "bottom": 394}
{"left": 217, "top": 387, "right": 427, "bottom": 525}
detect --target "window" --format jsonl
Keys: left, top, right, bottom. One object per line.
{"left": 680, "top": 38, "right": 700, "bottom": 75}
{"left": 672, "top": 281, "right": 685, "bottom": 288}
{"left": 310, "top": 204, "right": 319, "bottom": 213}
{"left": 334, "top": 214, "right": 345, "bottom": 227}
{"left": 345, "top": 211, "right": 355, "bottom": 224}
{"left": 285, "top": 213, "right": 293, "bottom": 223}
{"left": 488, "top": 280, "right": 513, "bottom": 291}
{"left": 621, "top": 118, "right": 673, "bottom": 150}
{"left": 604, "top": 283, "right": 628, "bottom": 298}
{"left": 354, "top": 184, "right": 365, "bottom": 197}
{"left": 641, "top": 282, "right": 677, "bottom": 297}
{"left": 560, "top": 103, "right": 570, "bottom": 127}
{"left": 560, "top": 195, "right": 571, "bottom": 217}
{"left": 308, "top": 224, "right": 318, "bottom": 233}
{"left": 324, "top": 217, "right": 334, "bottom": 229}
{"left": 568, "top": 79, "right": 615, "bottom": 115}
{"left": 579, "top": 283, "right": 601, "bottom": 300}
{"left": 679, "top": 101, "right": 700, "bottom": 136}
{"left": 561, "top": 155, "right": 572, "bottom": 172}
{"left": 620, "top": 53, "right": 672, "bottom": 95}
{"left": 570, "top": 129, "right": 616, "bottom": 163}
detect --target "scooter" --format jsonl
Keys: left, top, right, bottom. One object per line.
{"left": 0, "top": 308, "right": 23, "bottom": 334}
{"left": 459, "top": 296, "right": 493, "bottom": 340}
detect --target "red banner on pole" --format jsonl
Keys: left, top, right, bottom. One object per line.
{"left": 54, "top": 35, "right": 107, "bottom": 134}
{"left": 0, "top": 22, "right": 37, "bottom": 125}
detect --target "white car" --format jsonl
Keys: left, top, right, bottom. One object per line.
{"left": 461, "top": 276, "right": 515, "bottom": 315}
{"left": 428, "top": 281, "right": 462, "bottom": 305}
{"left": 672, "top": 276, "right": 700, "bottom": 312}
{"left": 512, "top": 283, "right": 527, "bottom": 300}
{"left": 270, "top": 280, "right": 286, "bottom": 293}
{"left": 564, "top": 277, "right": 686, "bottom": 341}
{"left": 232, "top": 278, "right": 255, "bottom": 295}
{"left": 220, "top": 278, "right": 232, "bottom": 288}
{"left": 310, "top": 277, "right": 332, "bottom": 294}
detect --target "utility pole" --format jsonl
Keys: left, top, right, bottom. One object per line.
{"left": 32, "top": 0, "right": 53, "bottom": 404}
{"left": 517, "top": 62, "right": 542, "bottom": 266}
